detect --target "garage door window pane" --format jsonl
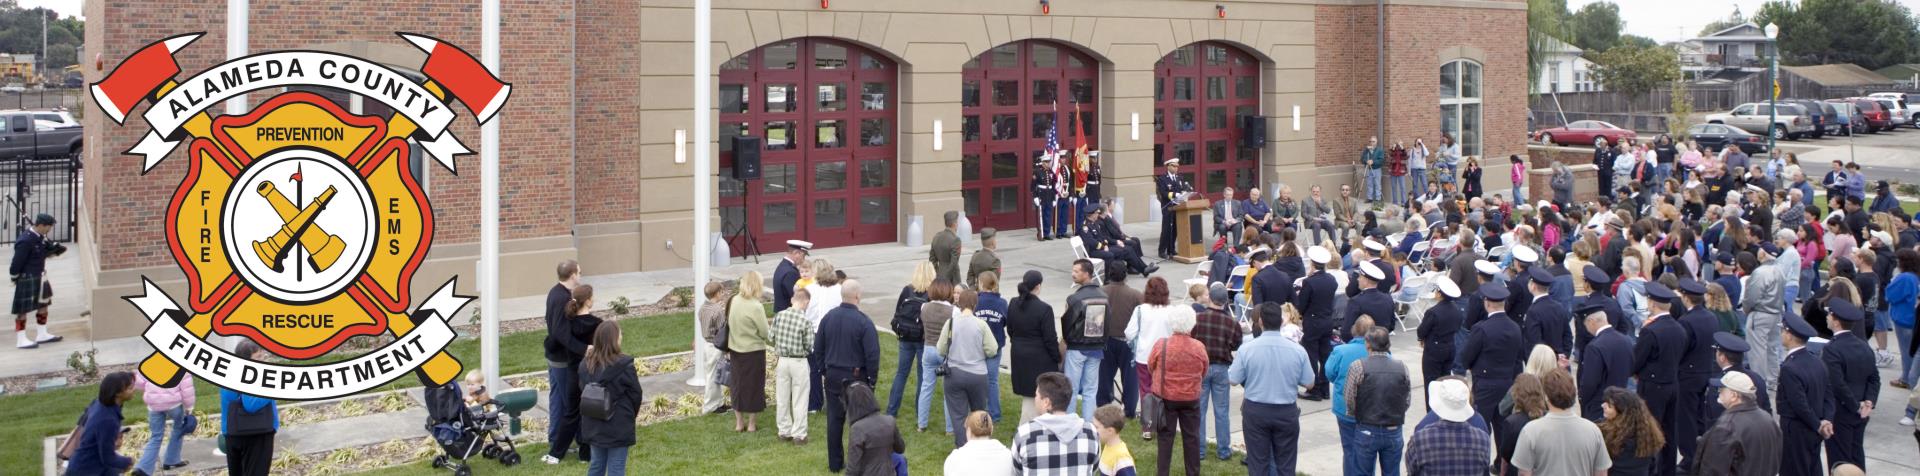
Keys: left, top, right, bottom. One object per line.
{"left": 962, "top": 80, "right": 980, "bottom": 107}
{"left": 764, "top": 164, "right": 797, "bottom": 194}
{"left": 860, "top": 118, "right": 889, "bottom": 146}
{"left": 764, "top": 203, "right": 797, "bottom": 233}
{"left": 1033, "top": 79, "right": 1057, "bottom": 105}
{"left": 1174, "top": 142, "right": 1195, "bottom": 166}
{"left": 991, "top": 186, "right": 1020, "bottom": 213}
{"left": 815, "top": 199, "right": 846, "bottom": 229}
{"left": 1177, "top": 108, "right": 1195, "bottom": 131}
{"left": 962, "top": 154, "right": 981, "bottom": 181}
{"left": 1207, "top": 77, "right": 1226, "bottom": 100}
{"left": 720, "top": 83, "right": 749, "bottom": 113}
{"left": 1206, "top": 170, "right": 1228, "bottom": 193}
{"left": 1236, "top": 76, "right": 1256, "bottom": 99}
{"left": 1032, "top": 112, "right": 1055, "bottom": 139}
{"left": 990, "top": 44, "right": 1019, "bottom": 68}
{"left": 993, "top": 80, "right": 1020, "bottom": 106}
{"left": 1174, "top": 77, "right": 1194, "bottom": 100}
{"left": 815, "top": 119, "right": 845, "bottom": 149}
{"left": 766, "top": 84, "right": 797, "bottom": 113}
{"left": 992, "top": 152, "right": 1019, "bottom": 179}
{"left": 766, "top": 121, "right": 797, "bottom": 150}
{"left": 963, "top": 115, "right": 980, "bottom": 142}
{"left": 815, "top": 161, "right": 847, "bottom": 191}
{"left": 993, "top": 114, "right": 1019, "bottom": 140}
{"left": 763, "top": 41, "right": 798, "bottom": 69}
{"left": 817, "top": 83, "right": 846, "bottom": 112}
{"left": 861, "top": 197, "right": 892, "bottom": 225}
{"left": 1207, "top": 140, "right": 1227, "bottom": 164}
{"left": 815, "top": 43, "right": 848, "bottom": 69}
{"left": 1070, "top": 79, "right": 1094, "bottom": 104}
{"left": 1207, "top": 107, "right": 1228, "bottom": 130}
{"left": 861, "top": 82, "right": 888, "bottom": 110}
{"left": 860, "top": 160, "right": 890, "bottom": 188}
{"left": 1031, "top": 44, "right": 1059, "bottom": 68}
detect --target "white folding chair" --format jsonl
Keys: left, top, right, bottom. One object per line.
{"left": 1193, "top": 259, "right": 1213, "bottom": 282}
{"left": 1070, "top": 236, "right": 1105, "bottom": 285}
{"left": 1393, "top": 274, "right": 1432, "bottom": 333}
{"left": 1409, "top": 241, "right": 1432, "bottom": 270}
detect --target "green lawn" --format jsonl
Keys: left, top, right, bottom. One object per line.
{"left": 0, "top": 312, "right": 694, "bottom": 471}
{"left": 362, "top": 333, "right": 1252, "bottom": 476}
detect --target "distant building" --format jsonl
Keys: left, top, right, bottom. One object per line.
{"left": 1780, "top": 64, "right": 1897, "bottom": 98}
{"left": 1874, "top": 64, "right": 1920, "bottom": 87}
{"left": 1691, "top": 23, "right": 1773, "bottom": 74}
{"left": 0, "top": 53, "right": 35, "bottom": 80}
{"left": 1537, "top": 37, "right": 1602, "bottom": 94}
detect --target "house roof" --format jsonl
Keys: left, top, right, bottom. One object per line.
{"left": 1874, "top": 64, "right": 1920, "bottom": 81}
{"left": 1539, "top": 36, "right": 1581, "bottom": 55}
{"left": 1696, "top": 23, "right": 1769, "bottom": 42}
{"left": 1783, "top": 64, "right": 1897, "bottom": 87}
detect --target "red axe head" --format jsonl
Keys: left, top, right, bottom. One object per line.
{"left": 90, "top": 32, "right": 202, "bottom": 124}
{"left": 399, "top": 33, "right": 512, "bottom": 124}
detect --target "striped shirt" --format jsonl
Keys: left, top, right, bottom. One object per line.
{"left": 769, "top": 308, "right": 812, "bottom": 358}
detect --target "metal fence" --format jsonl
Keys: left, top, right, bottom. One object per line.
{"left": 0, "top": 89, "right": 83, "bottom": 111}
{"left": 1, "top": 155, "right": 81, "bottom": 242}
{"left": 1530, "top": 111, "right": 1671, "bottom": 134}
{"left": 1532, "top": 79, "right": 1768, "bottom": 115}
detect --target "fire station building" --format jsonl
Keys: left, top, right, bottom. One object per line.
{"left": 78, "top": 0, "right": 1525, "bottom": 338}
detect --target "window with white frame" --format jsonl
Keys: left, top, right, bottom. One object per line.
{"left": 1548, "top": 61, "right": 1561, "bottom": 93}
{"left": 1441, "top": 59, "right": 1483, "bottom": 157}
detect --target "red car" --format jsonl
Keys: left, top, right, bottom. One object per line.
{"left": 1532, "top": 120, "right": 1638, "bottom": 147}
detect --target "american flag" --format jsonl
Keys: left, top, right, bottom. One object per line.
{"left": 1044, "top": 102, "right": 1064, "bottom": 182}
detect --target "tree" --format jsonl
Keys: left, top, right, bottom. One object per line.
{"left": 1567, "top": 2, "right": 1624, "bottom": 53}
{"left": 1755, "top": 0, "right": 1920, "bottom": 70}
{"left": 1668, "top": 78, "right": 1694, "bottom": 138}
{"left": 1699, "top": 6, "right": 1747, "bottom": 37}
{"left": 1590, "top": 45, "right": 1682, "bottom": 99}
{"left": 1528, "top": 0, "right": 1572, "bottom": 95}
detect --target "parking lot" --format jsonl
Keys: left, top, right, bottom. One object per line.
{"left": 1776, "top": 125, "right": 1920, "bottom": 186}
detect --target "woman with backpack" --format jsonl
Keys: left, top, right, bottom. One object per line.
{"left": 545, "top": 284, "right": 603, "bottom": 465}
{"left": 886, "top": 261, "right": 935, "bottom": 417}
{"left": 579, "top": 320, "right": 643, "bottom": 476}
{"left": 64, "top": 371, "right": 136, "bottom": 476}
{"left": 729, "top": 270, "right": 772, "bottom": 433}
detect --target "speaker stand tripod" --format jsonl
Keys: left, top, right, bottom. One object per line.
{"left": 727, "top": 181, "right": 762, "bottom": 264}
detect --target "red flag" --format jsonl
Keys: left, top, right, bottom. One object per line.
{"left": 291, "top": 164, "right": 303, "bottom": 182}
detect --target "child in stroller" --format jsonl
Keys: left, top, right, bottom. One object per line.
{"left": 421, "top": 371, "right": 521, "bottom": 474}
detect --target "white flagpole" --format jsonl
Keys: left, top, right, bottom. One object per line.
{"left": 481, "top": 0, "right": 503, "bottom": 393}
{"left": 225, "top": 0, "right": 246, "bottom": 117}
{"left": 689, "top": 0, "right": 713, "bottom": 387}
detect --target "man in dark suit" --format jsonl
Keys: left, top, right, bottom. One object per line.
{"left": 1820, "top": 300, "right": 1878, "bottom": 470}
{"left": 772, "top": 240, "right": 810, "bottom": 313}
{"left": 1214, "top": 186, "right": 1244, "bottom": 246}
{"left": 1249, "top": 249, "right": 1295, "bottom": 309}
{"left": 1632, "top": 282, "right": 1688, "bottom": 476}
{"left": 1297, "top": 246, "right": 1340, "bottom": 401}
{"left": 1702, "top": 332, "right": 1770, "bottom": 424}
{"left": 1578, "top": 303, "right": 1634, "bottom": 421}
{"left": 1505, "top": 245, "right": 1539, "bottom": 323}
{"left": 1345, "top": 262, "right": 1396, "bottom": 339}
{"left": 1156, "top": 158, "right": 1192, "bottom": 258}
{"left": 1775, "top": 314, "right": 1832, "bottom": 476}
{"left": 1523, "top": 267, "right": 1572, "bottom": 358}
{"left": 1454, "top": 259, "right": 1501, "bottom": 374}
{"left": 1459, "top": 284, "right": 1523, "bottom": 435}
{"left": 1576, "top": 267, "right": 1631, "bottom": 354}
{"left": 1673, "top": 278, "right": 1720, "bottom": 469}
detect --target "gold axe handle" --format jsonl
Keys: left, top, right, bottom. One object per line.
{"left": 255, "top": 181, "right": 346, "bottom": 271}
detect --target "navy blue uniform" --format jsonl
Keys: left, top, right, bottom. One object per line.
{"left": 1155, "top": 172, "right": 1190, "bottom": 256}
{"left": 1415, "top": 297, "right": 1462, "bottom": 399}
{"left": 1675, "top": 306, "right": 1720, "bottom": 464}
{"left": 1295, "top": 271, "right": 1339, "bottom": 399}
{"left": 811, "top": 303, "right": 881, "bottom": 473}
{"left": 772, "top": 258, "right": 800, "bottom": 313}
{"left": 1460, "top": 312, "right": 1524, "bottom": 437}
{"left": 1345, "top": 288, "right": 1395, "bottom": 340}
{"left": 1633, "top": 314, "right": 1688, "bottom": 476}
{"left": 1579, "top": 327, "right": 1634, "bottom": 420}
{"left": 1576, "top": 292, "right": 1631, "bottom": 353}
{"left": 1776, "top": 347, "right": 1831, "bottom": 476}
{"left": 1820, "top": 331, "right": 1879, "bottom": 469}
{"left": 1522, "top": 295, "right": 1572, "bottom": 357}
{"left": 1034, "top": 163, "right": 1060, "bottom": 239}
{"left": 1250, "top": 265, "right": 1296, "bottom": 309}
{"left": 1504, "top": 272, "right": 1534, "bottom": 323}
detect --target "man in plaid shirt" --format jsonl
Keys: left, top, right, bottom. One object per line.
{"left": 1190, "top": 285, "right": 1242, "bottom": 460}
{"left": 1404, "top": 377, "right": 1492, "bottom": 476}
{"left": 1012, "top": 372, "right": 1100, "bottom": 475}
{"left": 770, "top": 288, "right": 816, "bottom": 445}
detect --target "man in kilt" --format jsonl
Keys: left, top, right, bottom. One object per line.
{"left": 14, "top": 213, "right": 65, "bottom": 348}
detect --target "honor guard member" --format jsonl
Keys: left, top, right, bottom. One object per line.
{"left": 931, "top": 211, "right": 963, "bottom": 285}
{"left": 1346, "top": 262, "right": 1396, "bottom": 339}
{"left": 12, "top": 213, "right": 64, "bottom": 348}
{"left": 1775, "top": 313, "right": 1831, "bottom": 476}
{"left": 1250, "top": 249, "right": 1295, "bottom": 309}
{"left": 1693, "top": 370, "right": 1782, "bottom": 476}
{"left": 1702, "top": 332, "right": 1770, "bottom": 426}
{"left": 1522, "top": 267, "right": 1572, "bottom": 358}
{"left": 1297, "top": 246, "right": 1341, "bottom": 401}
{"left": 967, "top": 228, "right": 1002, "bottom": 289}
{"left": 1506, "top": 246, "right": 1539, "bottom": 323}
{"left": 1033, "top": 156, "right": 1061, "bottom": 240}
{"left": 1459, "top": 284, "right": 1523, "bottom": 435}
{"left": 1084, "top": 160, "right": 1103, "bottom": 211}
{"left": 1416, "top": 276, "right": 1464, "bottom": 401}
{"left": 1083, "top": 207, "right": 1156, "bottom": 276}
{"left": 1155, "top": 158, "right": 1192, "bottom": 259}
{"left": 1358, "top": 238, "right": 1396, "bottom": 295}
{"left": 1576, "top": 267, "right": 1631, "bottom": 353}
{"left": 1578, "top": 302, "right": 1635, "bottom": 421}
{"left": 1631, "top": 282, "right": 1687, "bottom": 476}
{"left": 773, "top": 240, "right": 812, "bottom": 313}
{"left": 1673, "top": 278, "right": 1721, "bottom": 468}
{"left": 1819, "top": 300, "right": 1877, "bottom": 470}
{"left": 1454, "top": 260, "right": 1502, "bottom": 374}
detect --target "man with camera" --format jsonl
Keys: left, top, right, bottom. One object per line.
{"left": 14, "top": 213, "right": 66, "bottom": 348}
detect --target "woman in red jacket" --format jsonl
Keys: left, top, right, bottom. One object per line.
{"left": 1147, "top": 307, "right": 1209, "bottom": 476}
{"left": 1387, "top": 141, "right": 1410, "bottom": 206}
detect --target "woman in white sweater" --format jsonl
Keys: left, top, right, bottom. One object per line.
{"left": 1122, "top": 276, "right": 1193, "bottom": 439}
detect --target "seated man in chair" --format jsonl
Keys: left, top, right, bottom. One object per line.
{"left": 1081, "top": 207, "right": 1157, "bottom": 277}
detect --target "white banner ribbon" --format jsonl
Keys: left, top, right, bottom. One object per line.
{"left": 128, "top": 277, "right": 471, "bottom": 400}
{"left": 134, "top": 51, "right": 463, "bottom": 173}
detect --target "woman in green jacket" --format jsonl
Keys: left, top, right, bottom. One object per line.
{"left": 730, "top": 270, "right": 773, "bottom": 432}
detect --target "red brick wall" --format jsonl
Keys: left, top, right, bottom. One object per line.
{"left": 1314, "top": 2, "right": 1526, "bottom": 170}
{"left": 572, "top": 0, "right": 640, "bottom": 225}
{"left": 85, "top": 0, "right": 575, "bottom": 271}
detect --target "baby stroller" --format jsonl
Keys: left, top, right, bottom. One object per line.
{"left": 420, "top": 373, "right": 521, "bottom": 474}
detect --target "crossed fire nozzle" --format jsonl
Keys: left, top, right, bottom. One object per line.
{"left": 251, "top": 181, "right": 346, "bottom": 273}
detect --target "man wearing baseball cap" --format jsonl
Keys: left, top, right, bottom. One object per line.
{"left": 1694, "top": 369, "right": 1781, "bottom": 476}
{"left": 1775, "top": 312, "right": 1833, "bottom": 476}
{"left": 1632, "top": 281, "right": 1689, "bottom": 476}
{"left": 1460, "top": 284, "right": 1522, "bottom": 433}
{"left": 1820, "top": 300, "right": 1878, "bottom": 470}
{"left": 12, "top": 213, "right": 64, "bottom": 348}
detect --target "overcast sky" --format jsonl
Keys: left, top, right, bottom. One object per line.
{"left": 1571, "top": 0, "right": 1920, "bottom": 43}
{"left": 21, "top": 0, "right": 81, "bottom": 20}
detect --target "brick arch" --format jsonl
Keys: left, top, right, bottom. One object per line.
{"left": 1155, "top": 41, "right": 1263, "bottom": 200}
{"left": 716, "top": 36, "right": 909, "bottom": 74}
{"left": 958, "top": 39, "right": 1103, "bottom": 232}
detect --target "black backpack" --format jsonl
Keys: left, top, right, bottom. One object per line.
{"left": 580, "top": 359, "right": 635, "bottom": 421}
{"left": 892, "top": 290, "right": 927, "bottom": 341}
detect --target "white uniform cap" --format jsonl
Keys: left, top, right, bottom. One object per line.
{"left": 786, "top": 239, "right": 814, "bottom": 251}
{"left": 1358, "top": 261, "right": 1385, "bottom": 280}
{"left": 1474, "top": 260, "right": 1501, "bottom": 276}
{"left": 1434, "top": 276, "right": 1461, "bottom": 298}
{"left": 1512, "top": 245, "right": 1539, "bottom": 263}
{"left": 1307, "top": 246, "right": 1332, "bottom": 264}
{"left": 1363, "top": 238, "right": 1387, "bottom": 252}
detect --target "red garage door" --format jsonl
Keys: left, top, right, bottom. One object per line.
{"left": 719, "top": 38, "right": 898, "bottom": 252}
{"left": 960, "top": 40, "right": 1099, "bottom": 232}
{"left": 1155, "top": 42, "right": 1260, "bottom": 202}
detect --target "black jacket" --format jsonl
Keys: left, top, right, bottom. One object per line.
{"left": 1632, "top": 315, "right": 1687, "bottom": 385}
{"left": 542, "top": 284, "right": 584, "bottom": 364}
{"left": 1295, "top": 272, "right": 1338, "bottom": 326}
{"left": 1345, "top": 289, "right": 1395, "bottom": 340}
{"left": 1576, "top": 290, "right": 1631, "bottom": 352}
{"left": 1503, "top": 272, "right": 1534, "bottom": 323}
{"left": 1007, "top": 295, "right": 1061, "bottom": 397}
{"left": 773, "top": 258, "right": 800, "bottom": 313}
{"left": 1776, "top": 347, "right": 1832, "bottom": 433}
{"left": 1522, "top": 295, "right": 1572, "bottom": 356}
{"left": 1062, "top": 283, "right": 1107, "bottom": 349}
{"left": 10, "top": 229, "right": 53, "bottom": 276}
{"left": 578, "top": 355, "right": 643, "bottom": 448}
{"left": 1579, "top": 327, "right": 1634, "bottom": 420}
{"left": 1250, "top": 265, "right": 1295, "bottom": 309}
{"left": 1693, "top": 402, "right": 1781, "bottom": 476}
{"left": 1821, "top": 332, "right": 1879, "bottom": 425}
{"left": 1461, "top": 313, "right": 1523, "bottom": 384}
{"left": 812, "top": 303, "right": 881, "bottom": 384}
{"left": 1678, "top": 307, "right": 1720, "bottom": 379}
{"left": 1416, "top": 297, "right": 1462, "bottom": 357}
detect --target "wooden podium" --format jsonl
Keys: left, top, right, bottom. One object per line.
{"left": 1172, "top": 196, "right": 1211, "bottom": 263}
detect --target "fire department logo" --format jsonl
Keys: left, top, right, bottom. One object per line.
{"left": 91, "top": 32, "right": 510, "bottom": 399}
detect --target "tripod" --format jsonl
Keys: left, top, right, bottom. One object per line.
{"left": 727, "top": 178, "right": 762, "bottom": 264}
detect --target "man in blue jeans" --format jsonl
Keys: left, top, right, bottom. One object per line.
{"left": 1344, "top": 327, "right": 1410, "bottom": 476}
{"left": 540, "top": 260, "right": 587, "bottom": 462}
{"left": 1061, "top": 259, "right": 1108, "bottom": 421}
{"left": 1191, "top": 286, "right": 1243, "bottom": 460}
{"left": 1231, "top": 302, "right": 1317, "bottom": 476}
{"left": 1325, "top": 316, "right": 1376, "bottom": 475}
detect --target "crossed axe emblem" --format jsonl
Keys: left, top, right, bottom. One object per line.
{"left": 94, "top": 32, "right": 510, "bottom": 387}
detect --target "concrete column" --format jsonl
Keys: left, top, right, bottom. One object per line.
{"left": 897, "top": 48, "right": 967, "bottom": 240}
{"left": 1103, "top": 45, "right": 1159, "bottom": 224}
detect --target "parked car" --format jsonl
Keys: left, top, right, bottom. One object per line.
{"left": 1782, "top": 99, "right": 1839, "bottom": 138}
{"left": 1826, "top": 100, "right": 1868, "bottom": 136}
{"left": 1867, "top": 98, "right": 1909, "bottom": 128}
{"left": 6, "top": 109, "right": 78, "bottom": 129}
{"left": 0, "top": 83, "right": 23, "bottom": 94}
{"left": 1531, "top": 120, "right": 1638, "bottom": 147}
{"left": 0, "top": 111, "right": 82, "bottom": 160}
{"left": 1686, "top": 123, "right": 1769, "bottom": 155}
{"left": 1869, "top": 92, "right": 1916, "bottom": 127}
{"left": 1847, "top": 98, "right": 1892, "bottom": 132}
{"left": 1706, "top": 102, "right": 1813, "bottom": 140}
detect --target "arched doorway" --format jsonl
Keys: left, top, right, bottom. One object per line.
{"left": 719, "top": 38, "right": 898, "bottom": 252}
{"left": 1154, "top": 42, "right": 1260, "bottom": 201}
{"left": 960, "top": 40, "right": 1099, "bottom": 231}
